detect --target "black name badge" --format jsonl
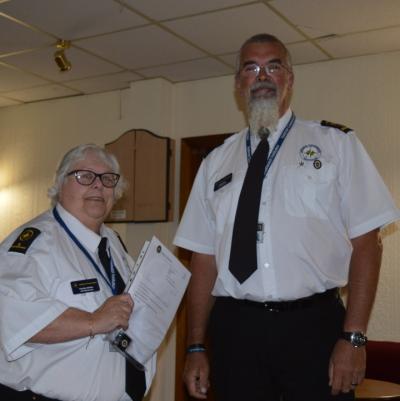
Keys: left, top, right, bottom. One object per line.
{"left": 214, "top": 173, "right": 233, "bottom": 191}
{"left": 71, "top": 279, "right": 100, "bottom": 294}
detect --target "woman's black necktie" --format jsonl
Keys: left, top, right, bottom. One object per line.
{"left": 228, "top": 133, "right": 270, "bottom": 284}
{"left": 98, "top": 237, "right": 146, "bottom": 401}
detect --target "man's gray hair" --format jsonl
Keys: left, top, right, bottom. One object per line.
{"left": 48, "top": 143, "right": 126, "bottom": 206}
{"left": 235, "top": 33, "right": 293, "bottom": 75}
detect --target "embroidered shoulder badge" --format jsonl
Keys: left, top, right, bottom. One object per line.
{"left": 321, "top": 120, "right": 352, "bottom": 133}
{"left": 8, "top": 227, "right": 41, "bottom": 254}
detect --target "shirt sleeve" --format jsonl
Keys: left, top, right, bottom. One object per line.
{"left": 0, "top": 251, "right": 69, "bottom": 360}
{"left": 174, "top": 159, "right": 216, "bottom": 254}
{"left": 340, "top": 132, "right": 400, "bottom": 238}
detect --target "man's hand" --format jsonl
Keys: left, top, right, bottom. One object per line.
{"left": 183, "top": 352, "right": 210, "bottom": 399}
{"left": 329, "top": 339, "right": 366, "bottom": 395}
{"left": 92, "top": 294, "right": 134, "bottom": 334}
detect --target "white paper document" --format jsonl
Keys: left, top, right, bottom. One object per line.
{"left": 109, "top": 236, "right": 191, "bottom": 367}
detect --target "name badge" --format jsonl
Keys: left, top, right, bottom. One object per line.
{"left": 71, "top": 278, "right": 100, "bottom": 294}
{"left": 214, "top": 173, "right": 232, "bottom": 191}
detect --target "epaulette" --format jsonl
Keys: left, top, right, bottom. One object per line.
{"left": 8, "top": 227, "right": 41, "bottom": 254}
{"left": 321, "top": 120, "right": 352, "bottom": 133}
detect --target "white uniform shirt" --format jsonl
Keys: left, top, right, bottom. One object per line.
{"left": 174, "top": 109, "right": 400, "bottom": 302}
{"left": 0, "top": 204, "right": 155, "bottom": 401}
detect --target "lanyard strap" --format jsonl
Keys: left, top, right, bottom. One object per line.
{"left": 53, "top": 207, "right": 117, "bottom": 294}
{"left": 246, "top": 112, "right": 296, "bottom": 177}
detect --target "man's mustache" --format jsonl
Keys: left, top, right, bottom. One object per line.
{"left": 250, "top": 81, "right": 277, "bottom": 94}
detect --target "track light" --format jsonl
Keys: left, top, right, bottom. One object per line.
{"left": 54, "top": 39, "right": 71, "bottom": 72}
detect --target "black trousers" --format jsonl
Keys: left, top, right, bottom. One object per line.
{"left": 209, "top": 294, "right": 355, "bottom": 401}
{"left": 0, "top": 383, "right": 60, "bottom": 401}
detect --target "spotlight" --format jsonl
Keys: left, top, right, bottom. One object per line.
{"left": 54, "top": 39, "right": 71, "bottom": 72}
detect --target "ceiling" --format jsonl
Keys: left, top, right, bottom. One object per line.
{"left": 1, "top": 0, "right": 400, "bottom": 109}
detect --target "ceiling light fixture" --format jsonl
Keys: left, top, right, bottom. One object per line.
{"left": 54, "top": 39, "right": 72, "bottom": 72}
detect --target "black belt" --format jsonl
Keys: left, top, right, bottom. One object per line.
{"left": 218, "top": 288, "right": 339, "bottom": 312}
{"left": 0, "top": 383, "right": 60, "bottom": 401}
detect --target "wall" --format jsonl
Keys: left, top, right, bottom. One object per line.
{"left": 0, "top": 50, "right": 399, "bottom": 400}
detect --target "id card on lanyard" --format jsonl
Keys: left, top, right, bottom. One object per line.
{"left": 246, "top": 113, "right": 296, "bottom": 243}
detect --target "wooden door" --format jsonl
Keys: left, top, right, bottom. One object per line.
{"left": 175, "top": 133, "right": 232, "bottom": 401}
{"left": 106, "top": 129, "right": 174, "bottom": 223}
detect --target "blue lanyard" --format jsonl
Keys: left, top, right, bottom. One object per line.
{"left": 246, "top": 112, "right": 296, "bottom": 177}
{"left": 53, "top": 207, "right": 118, "bottom": 294}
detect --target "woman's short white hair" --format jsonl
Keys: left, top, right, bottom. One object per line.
{"left": 48, "top": 144, "right": 127, "bottom": 206}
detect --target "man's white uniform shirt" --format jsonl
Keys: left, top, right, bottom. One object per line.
{"left": 174, "top": 109, "right": 400, "bottom": 302}
{"left": 0, "top": 204, "right": 155, "bottom": 401}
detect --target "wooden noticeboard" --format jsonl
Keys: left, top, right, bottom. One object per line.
{"left": 105, "top": 129, "right": 174, "bottom": 223}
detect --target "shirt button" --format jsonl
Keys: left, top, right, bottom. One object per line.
{"left": 264, "top": 262, "right": 270, "bottom": 269}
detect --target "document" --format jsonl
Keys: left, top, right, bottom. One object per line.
{"left": 108, "top": 236, "right": 191, "bottom": 367}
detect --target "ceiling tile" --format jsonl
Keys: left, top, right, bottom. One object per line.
{"left": 65, "top": 71, "right": 139, "bottom": 93}
{"left": 287, "top": 42, "right": 329, "bottom": 65}
{"left": 0, "top": 0, "right": 147, "bottom": 39}
{"left": 3, "top": 83, "right": 80, "bottom": 102}
{"left": 317, "top": 27, "right": 400, "bottom": 58}
{"left": 219, "top": 53, "right": 237, "bottom": 69}
{"left": 0, "top": 96, "right": 21, "bottom": 107}
{"left": 271, "top": 0, "right": 400, "bottom": 37}
{"left": 138, "top": 57, "right": 234, "bottom": 82}
{"left": 164, "top": 3, "right": 303, "bottom": 55}
{"left": 77, "top": 25, "right": 205, "bottom": 69}
{"left": 122, "top": 0, "right": 255, "bottom": 20}
{"left": 0, "top": 14, "right": 53, "bottom": 54}
{"left": 3, "top": 46, "right": 122, "bottom": 82}
{"left": 0, "top": 64, "right": 48, "bottom": 92}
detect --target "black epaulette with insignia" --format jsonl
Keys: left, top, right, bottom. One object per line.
{"left": 321, "top": 120, "right": 352, "bottom": 133}
{"left": 9, "top": 227, "right": 41, "bottom": 254}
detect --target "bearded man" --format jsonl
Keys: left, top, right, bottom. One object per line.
{"left": 173, "top": 34, "right": 399, "bottom": 401}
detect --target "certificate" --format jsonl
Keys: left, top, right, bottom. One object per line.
{"left": 108, "top": 236, "right": 191, "bottom": 367}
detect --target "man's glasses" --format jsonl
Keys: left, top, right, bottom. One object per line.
{"left": 240, "top": 62, "right": 289, "bottom": 78}
{"left": 67, "top": 170, "right": 120, "bottom": 188}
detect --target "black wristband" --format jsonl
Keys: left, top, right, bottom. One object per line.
{"left": 186, "top": 343, "right": 206, "bottom": 353}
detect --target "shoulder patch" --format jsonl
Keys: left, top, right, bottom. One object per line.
{"left": 9, "top": 227, "right": 41, "bottom": 254}
{"left": 321, "top": 120, "right": 352, "bottom": 133}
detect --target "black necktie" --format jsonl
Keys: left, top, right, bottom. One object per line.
{"left": 98, "top": 237, "right": 125, "bottom": 294}
{"left": 228, "top": 133, "right": 270, "bottom": 283}
{"left": 98, "top": 237, "right": 146, "bottom": 401}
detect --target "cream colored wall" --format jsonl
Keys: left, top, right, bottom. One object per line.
{"left": 0, "top": 50, "right": 399, "bottom": 400}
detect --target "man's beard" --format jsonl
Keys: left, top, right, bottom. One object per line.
{"left": 246, "top": 81, "right": 279, "bottom": 139}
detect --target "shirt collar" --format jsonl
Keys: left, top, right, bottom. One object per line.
{"left": 55, "top": 203, "right": 103, "bottom": 253}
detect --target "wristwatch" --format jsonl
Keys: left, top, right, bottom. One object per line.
{"left": 341, "top": 331, "right": 368, "bottom": 347}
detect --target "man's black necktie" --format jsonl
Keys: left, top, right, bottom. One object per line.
{"left": 228, "top": 132, "right": 270, "bottom": 283}
{"left": 98, "top": 237, "right": 146, "bottom": 401}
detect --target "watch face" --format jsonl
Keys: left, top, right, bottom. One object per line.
{"left": 351, "top": 332, "right": 367, "bottom": 347}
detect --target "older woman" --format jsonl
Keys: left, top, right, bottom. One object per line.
{"left": 0, "top": 144, "right": 155, "bottom": 401}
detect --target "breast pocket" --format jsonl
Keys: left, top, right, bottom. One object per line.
{"left": 283, "top": 162, "right": 337, "bottom": 219}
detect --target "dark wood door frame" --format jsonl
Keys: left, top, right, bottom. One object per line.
{"left": 175, "top": 133, "right": 232, "bottom": 401}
